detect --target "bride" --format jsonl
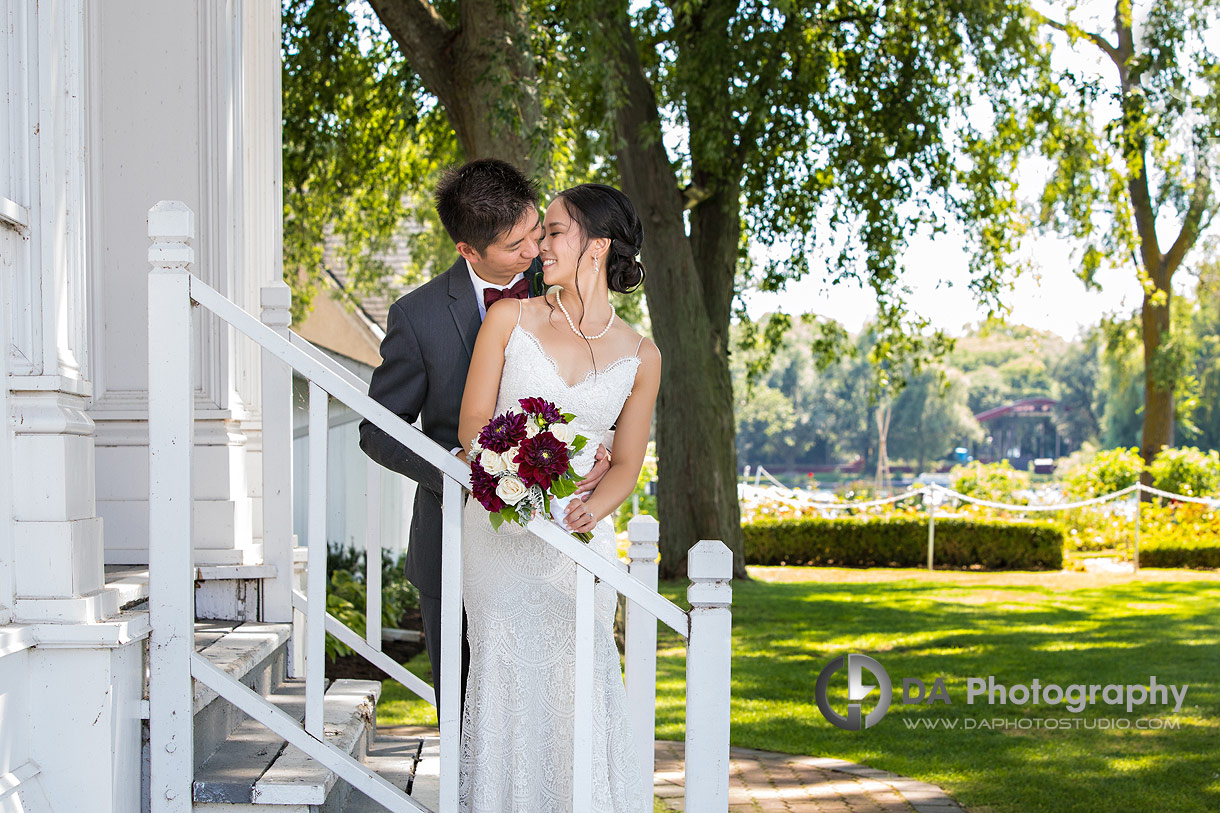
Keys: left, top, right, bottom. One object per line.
{"left": 456, "top": 183, "right": 661, "bottom": 812}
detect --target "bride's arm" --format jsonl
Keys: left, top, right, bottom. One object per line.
{"left": 563, "top": 339, "right": 661, "bottom": 533}
{"left": 458, "top": 300, "right": 517, "bottom": 458}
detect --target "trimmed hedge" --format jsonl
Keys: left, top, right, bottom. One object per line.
{"left": 743, "top": 516, "right": 1064, "bottom": 570}
{"left": 1139, "top": 544, "right": 1220, "bottom": 569}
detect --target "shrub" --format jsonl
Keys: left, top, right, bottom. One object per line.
{"left": 742, "top": 516, "right": 1063, "bottom": 570}
{"left": 949, "top": 460, "right": 1030, "bottom": 504}
{"left": 1063, "top": 447, "right": 1142, "bottom": 500}
{"left": 325, "top": 545, "right": 420, "bottom": 661}
{"left": 1137, "top": 503, "right": 1220, "bottom": 569}
{"left": 1148, "top": 447, "right": 1220, "bottom": 498}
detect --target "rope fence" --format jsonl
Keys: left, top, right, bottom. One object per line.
{"left": 738, "top": 479, "right": 1219, "bottom": 572}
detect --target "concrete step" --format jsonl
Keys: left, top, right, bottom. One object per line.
{"left": 193, "top": 620, "right": 291, "bottom": 770}
{"left": 193, "top": 679, "right": 400, "bottom": 810}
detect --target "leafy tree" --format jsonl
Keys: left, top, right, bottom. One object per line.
{"left": 959, "top": 0, "right": 1220, "bottom": 480}
{"left": 888, "top": 367, "right": 984, "bottom": 473}
{"left": 287, "top": 0, "right": 1067, "bottom": 577}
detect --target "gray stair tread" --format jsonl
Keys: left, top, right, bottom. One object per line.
{"left": 193, "top": 621, "right": 292, "bottom": 713}
{"left": 193, "top": 680, "right": 307, "bottom": 803}
{"left": 253, "top": 680, "right": 383, "bottom": 805}
{"left": 341, "top": 736, "right": 423, "bottom": 813}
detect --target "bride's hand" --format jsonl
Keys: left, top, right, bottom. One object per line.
{"left": 563, "top": 496, "right": 599, "bottom": 533}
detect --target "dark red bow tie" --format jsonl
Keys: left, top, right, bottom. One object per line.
{"left": 483, "top": 277, "right": 531, "bottom": 310}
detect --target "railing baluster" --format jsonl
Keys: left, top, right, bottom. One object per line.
{"left": 260, "top": 282, "right": 294, "bottom": 624}
{"left": 439, "top": 474, "right": 464, "bottom": 812}
{"left": 685, "top": 540, "right": 733, "bottom": 812}
{"left": 306, "top": 382, "right": 328, "bottom": 739}
{"left": 573, "top": 567, "right": 595, "bottom": 808}
{"left": 366, "top": 458, "right": 383, "bottom": 649}
{"left": 147, "top": 202, "right": 196, "bottom": 812}
{"left": 626, "top": 516, "right": 660, "bottom": 801}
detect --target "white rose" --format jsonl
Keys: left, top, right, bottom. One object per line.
{"left": 524, "top": 420, "right": 541, "bottom": 438}
{"left": 549, "top": 422, "right": 577, "bottom": 446}
{"left": 480, "top": 449, "right": 507, "bottom": 475}
{"left": 503, "top": 451, "right": 520, "bottom": 473}
{"left": 495, "top": 475, "right": 527, "bottom": 505}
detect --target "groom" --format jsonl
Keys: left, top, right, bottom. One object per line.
{"left": 359, "top": 159, "right": 609, "bottom": 712}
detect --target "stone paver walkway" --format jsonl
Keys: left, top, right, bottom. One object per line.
{"left": 653, "top": 740, "right": 964, "bottom": 813}
{"left": 383, "top": 726, "right": 964, "bottom": 812}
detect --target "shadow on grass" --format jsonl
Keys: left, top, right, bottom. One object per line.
{"left": 656, "top": 576, "right": 1220, "bottom": 813}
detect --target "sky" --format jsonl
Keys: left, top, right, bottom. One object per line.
{"left": 741, "top": 0, "right": 1216, "bottom": 341}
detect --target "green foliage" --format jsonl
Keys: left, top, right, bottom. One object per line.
{"left": 614, "top": 447, "right": 657, "bottom": 534}
{"left": 742, "top": 516, "right": 1063, "bottom": 570}
{"left": 949, "top": 460, "right": 1030, "bottom": 504}
{"left": 282, "top": 0, "right": 456, "bottom": 321}
{"left": 1062, "top": 447, "right": 1143, "bottom": 500}
{"left": 1148, "top": 446, "right": 1220, "bottom": 498}
{"left": 1139, "top": 503, "right": 1220, "bottom": 569}
{"left": 325, "top": 544, "right": 420, "bottom": 661}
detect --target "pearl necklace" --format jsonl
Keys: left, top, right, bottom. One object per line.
{"left": 556, "top": 290, "right": 615, "bottom": 340}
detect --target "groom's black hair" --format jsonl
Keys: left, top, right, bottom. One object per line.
{"left": 435, "top": 159, "right": 539, "bottom": 253}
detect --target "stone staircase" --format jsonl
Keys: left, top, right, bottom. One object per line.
{"left": 190, "top": 620, "right": 427, "bottom": 812}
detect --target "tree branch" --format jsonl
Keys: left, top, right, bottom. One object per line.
{"left": 1035, "top": 12, "right": 1122, "bottom": 68}
{"left": 367, "top": 0, "right": 457, "bottom": 103}
{"left": 1164, "top": 157, "right": 1213, "bottom": 275}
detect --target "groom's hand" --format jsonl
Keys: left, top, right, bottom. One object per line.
{"left": 575, "top": 445, "right": 612, "bottom": 497}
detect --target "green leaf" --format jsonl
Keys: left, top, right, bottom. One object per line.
{"left": 489, "top": 512, "right": 504, "bottom": 532}
{"left": 551, "top": 477, "right": 577, "bottom": 498}
{"left": 572, "top": 436, "right": 588, "bottom": 453}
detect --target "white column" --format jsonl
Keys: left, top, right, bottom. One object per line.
{"left": 684, "top": 539, "right": 733, "bottom": 813}
{"left": 7, "top": 0, "right": 108, "bottom": 625}
{"left": 625, "top": 516, "right": 660, "bottom": 800}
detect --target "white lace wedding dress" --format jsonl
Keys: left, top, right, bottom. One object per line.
{"left": 458, "top": 320, "right": 648, "bottom": 813}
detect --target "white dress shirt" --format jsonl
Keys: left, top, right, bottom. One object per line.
{"left": 467, "top": 260, "right": 525, "bottom": 322}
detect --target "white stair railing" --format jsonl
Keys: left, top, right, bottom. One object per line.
{"left": 146, "top": 200, "right": 733, "bottom": 812}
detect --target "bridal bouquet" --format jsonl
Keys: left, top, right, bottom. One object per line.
{"left": 468, "top": 397, "right": 593, "bottom": 542}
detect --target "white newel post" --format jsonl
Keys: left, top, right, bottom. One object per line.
{"left": 147, "top": 201, "right": 197, "bottom": 812}
{"left": 261, "top": 282, "right": 294, "bottom": 623}
{"left": 626, "top": 515, "right": 660, "bottom": 799}
{"left": 684, "top": 539, "right": 733, "bottom": 812}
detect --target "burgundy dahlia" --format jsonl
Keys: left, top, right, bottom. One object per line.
{"left": 477, "top": 411, "right": 527, "bottom": 453}
{"left": 469, "top": 459, "right": 504, "bottom": 512}
{"left": 518, "top": 397, "right": 564, "bottom": 425}
{"left": 514, "top": 431, "right": 571, "bottom": 490}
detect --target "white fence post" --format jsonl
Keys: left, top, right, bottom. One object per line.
{"left": 926, "top": 486, "right": 937, "bottom": 572}
{"left": 261, "top": 282, "right": 294, "bottom": 623}
{"left": 1133, "top": 487, "right": 1142, "bottom": 573}
{"left": 439, "top": 474, "right": 465, "bottom": 812}
{"left": 626, "top": 516, "right": 659, "bottom": 800}
{"left": 148, "top": 201, "right": 196, "bottom": 812}
{"left": 685, "top": 540, "right": 733, "bottom": 812}
{"left": 366, "top": 459, "right": 383, "bottom": 648}
{"left": 305, "top": 382, "right": 329, "bottom": 739}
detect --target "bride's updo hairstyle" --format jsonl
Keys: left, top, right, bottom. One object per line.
{"left": 556, "top": 184, "right": 646, "bottom": 294}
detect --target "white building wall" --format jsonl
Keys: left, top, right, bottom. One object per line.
{"left": 88, "top": 0, "right": 280, "bottom": 567}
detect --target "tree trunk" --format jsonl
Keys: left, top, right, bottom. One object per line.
{"left": 368, "top": 0, "right": 543, "bottom": 173}
{"left": 1139, "top": 260, "right": 1173, "bottom": 490}
{"left": 601, "top": 9, "right": 747, "bottom": 579}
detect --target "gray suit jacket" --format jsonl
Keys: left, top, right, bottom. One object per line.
{"left": 359, "top": 257, "right": 542, "bottom": 598}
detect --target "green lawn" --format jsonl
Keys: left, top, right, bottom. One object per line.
{"left": 379, "top": 566, "right": 1220, "bottom": 813}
